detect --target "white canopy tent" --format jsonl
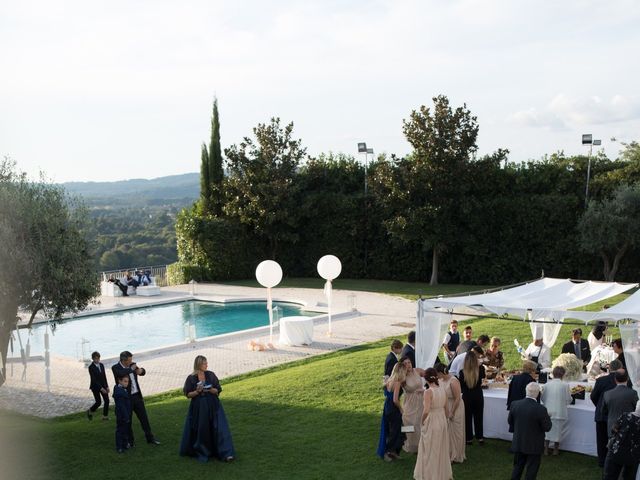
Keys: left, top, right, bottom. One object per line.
{"left": 416, "top": 277, "right": 638, "bottom": 370}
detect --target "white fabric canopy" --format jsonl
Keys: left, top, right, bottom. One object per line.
{"left": 423, "top": 278, "right": 634, "bottom": 319}
{"left": 415, "top": 278, "right": 637, "bottom": 368}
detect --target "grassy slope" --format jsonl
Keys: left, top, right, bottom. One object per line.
{"left": 11, "top": 279, "right": 618, "bottom": 479}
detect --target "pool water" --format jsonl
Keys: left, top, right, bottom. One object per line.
{"left": 14, "top": 301, "right": 315, "bottom": 360}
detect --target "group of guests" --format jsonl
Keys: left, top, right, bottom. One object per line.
{"left": 377, "top": 331, "right": 470, "bottom": 480}
{"left": 106, "top": 270, "right": 153, "bottom": 296}
{"left": 87, "top": 350, "right": 235, "bottom": 462}
{"left": 377, "top": 323, "right": 640, "bottom": 480}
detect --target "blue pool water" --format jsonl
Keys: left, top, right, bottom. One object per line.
{"left": 15, "top": 301, "right": 315, "bottom": 360}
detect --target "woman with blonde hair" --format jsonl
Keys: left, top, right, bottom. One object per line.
{"left": 458, "top": 348, "right": 486, "bottom": 445}
{"left": 179, "top": 355, "right": 235, "bottom": 463}
{"left": 377, "top": 361, "right": 407, "bottom": 461}
{"left": 485, "top": 337, "right": 504, "bottom": 379}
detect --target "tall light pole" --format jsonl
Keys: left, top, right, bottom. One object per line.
{"left": 582, "top": 134, "right": 602, "bottom": 209}
{"left": 357, "top": 142, "right": 369, "bottom": 196}
{"left": 357, "top": 142, "right": 372, "bottom": 276}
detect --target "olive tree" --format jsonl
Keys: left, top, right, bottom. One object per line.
{"left": 578, "top": 183, "right": 640, "bottom": 281}
{"left": 0, "top": 160, "right": 98, "bottom": 387}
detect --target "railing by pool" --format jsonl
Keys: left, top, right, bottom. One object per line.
{"left": 99, "top": 265, "right": 169, "bottom": 287}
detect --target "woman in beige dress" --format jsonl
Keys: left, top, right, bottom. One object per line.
{"left": 414, "top": 368, "right": 453, "bottom": 480}
{"left": 436, "top": 363, "right": 466, "bottom": 463}
{"left": 401, "top": 356, "right": 425, "bottom": 453}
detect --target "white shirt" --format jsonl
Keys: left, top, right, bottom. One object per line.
{"left": 450, "top": 352, "right": 467, "bottom": 377}
{"left": 524, "top": 343, "right": 551, "bottom": 368}
{"left": 120, "top": 361, "right": 139, "bottom": 395}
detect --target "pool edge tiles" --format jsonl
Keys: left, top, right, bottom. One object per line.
{"left": 97, "top": 309, "right": 358, "bottom": 364}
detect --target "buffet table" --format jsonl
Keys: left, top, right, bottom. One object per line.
{"left": 483, "top": 388, "right": 596, "bottom": 456}
{"left": 279, "top": 316, "right": 314, "bottom": 346}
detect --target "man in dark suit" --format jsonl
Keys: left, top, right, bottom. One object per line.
{"left": 507, "top": 360, "right": 538, "bottom": 410}
{"left": 603, "top": 370, "right": 639, "bottom": 436}
{"left": 87, "top": 351, "right": 109, "bottom": 420}
{"left": 112, "top": 351, "right": 160, "bottom": 445}
{"left": 384, "top": 339, "right": 403, "bottom": 377}
{"left": 401, "top": 331, "right": 416, "bottom": 368}
{"left": 591, "top": 359, "right": 623, "bottom": 467}
{"left": 508, "top": 382, "right": 552, "bottom": 480}
{"left": 561, "top": 328, "right": 591, "bottom": 365}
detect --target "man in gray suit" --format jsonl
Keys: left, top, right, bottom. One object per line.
{"left": 508, "top": 382, "right": 552, "bottom": 480}
{"left": 603, "top": 370, "right": 639, "bottom": 435}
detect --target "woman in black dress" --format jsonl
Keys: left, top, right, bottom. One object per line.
{"left": 459, "top": 348, "right": 486, "bottom": 445}
{"left": 179, "top": 355, "right": 235, "bottom": 463}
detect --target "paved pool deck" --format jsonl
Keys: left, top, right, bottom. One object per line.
{"left": 0, "top": 283, "right": 417, "bottom": 418}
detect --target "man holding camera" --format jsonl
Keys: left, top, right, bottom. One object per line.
{"left": 111, "top": 351, "right": 161, "bottom": 446}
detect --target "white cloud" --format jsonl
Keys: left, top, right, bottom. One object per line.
{"left": 1, "top": 0, "right": 640, "bottom": 180}
{"left": 510, "top": 94, "right": 640, "bottom": 130}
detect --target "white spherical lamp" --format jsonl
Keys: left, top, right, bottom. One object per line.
{"left": 317, "top": 255, "right": 342, "bottom": 280}
{"left": 255, "top": 260, "right": 283, "bottom": 288}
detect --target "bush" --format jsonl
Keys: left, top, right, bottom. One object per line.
{"left": 166, "top": 262, "right": 210, "bottom": 285}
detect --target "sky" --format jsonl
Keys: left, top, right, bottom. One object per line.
{"left": 1, "top": 0, "right": 639, "bottom": 182}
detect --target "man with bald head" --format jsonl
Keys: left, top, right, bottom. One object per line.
{"left": 508, "top": 382, "right": 552, "bottom": 480}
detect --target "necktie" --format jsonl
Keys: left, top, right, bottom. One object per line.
{"left": 575, "top": 342, "right": 581, "bottom": 359}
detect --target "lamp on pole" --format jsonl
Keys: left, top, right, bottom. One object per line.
{"left": 357, "top": 142, "right": 369, "bottom": 196}
{"left": 357, "top": 142, "right": 372, "bottom": 276}
{"left": 582, "top": 134, "right": 602, "bottom": 209}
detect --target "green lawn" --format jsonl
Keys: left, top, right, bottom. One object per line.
{"left": 221, "top": 277, "right": 491, "bottom": 300}
{"left": 6, "top": 340, "right": 600, "bottom": 480}
{"left": 2, "top": 279, "right": 619, "bottom": 479}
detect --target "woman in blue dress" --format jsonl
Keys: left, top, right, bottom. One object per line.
{"left": 377, "top": 360, "right": 407, "bottom": 461}
{"left": 179, "top": 355, "right": 235, "bottom": 463}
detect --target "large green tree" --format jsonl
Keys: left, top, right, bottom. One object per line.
{"left": 383, "top": 95, "right": 479, "bottom": 285}
{"left": 578, "top": 183, "right": 640, "bottom": 281}
{"left": 223, "top": 118, "right": 306, "bottom": 258}
{"left": 198, "top": 97, "right": 224, "bottom": 214}
{"left": 0, "top": 160, "right": 98, "bottom": 387}
{"left": 209, "top": 98, "right": 224, "bottom": 215}
{"left": 199, "top": 142, "right": 210, "bottom": 206}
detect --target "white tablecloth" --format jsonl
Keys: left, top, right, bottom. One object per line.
{"left": 483, "top": 388, "right": 596, "bottom": 456}
{"left": 279, "top": 316, "right": 314, "bottom": 346}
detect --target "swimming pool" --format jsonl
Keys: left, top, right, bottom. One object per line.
{"left": 14, "top": 301, "right": 316, "bottom": 360}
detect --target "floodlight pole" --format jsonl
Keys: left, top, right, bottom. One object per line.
{"left": 583, "top": 135, "right": 601, "bottom": 209}
{"left": 357, "top": 142, "right": 372, "bottom": 276}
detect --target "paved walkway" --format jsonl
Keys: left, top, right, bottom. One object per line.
{"left": 0, "top": 284, "right": 416, "bottom": 418}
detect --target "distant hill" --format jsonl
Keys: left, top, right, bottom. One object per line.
{"left": 62, "top": 172, "right": 200, "bottom": 206}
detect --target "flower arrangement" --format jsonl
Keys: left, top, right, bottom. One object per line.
{"left": 552, "top": 353, "right": 583, "bottom": 381}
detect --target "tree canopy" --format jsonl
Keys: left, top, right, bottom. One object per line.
{"left": 0, "top": 160, "right": 98, "bottom": 386}
{"left": 578, "top": 183, "right": 640, "bottom": 280}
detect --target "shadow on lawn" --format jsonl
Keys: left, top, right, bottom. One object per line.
{"left": 40, "top": 397, "right": 601, "bottom": 480}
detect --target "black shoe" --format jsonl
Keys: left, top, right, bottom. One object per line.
{"left": 87, "top": 409, "right": 93, "bottom": 421}
{"left": 148, "top": 438, "right": 161, "bottom": 445}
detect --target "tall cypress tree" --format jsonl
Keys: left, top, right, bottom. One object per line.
{"left": 199, "top": 142, "right": 210, "bottom": 209}
{"left": 208, "top": 98, "right": 224, "bottom": 215}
